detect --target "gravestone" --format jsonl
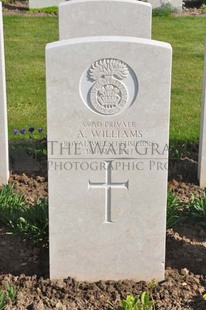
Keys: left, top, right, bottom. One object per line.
{"left": 59, "top": 0, "right": 152, "bottom": 40}
{"left": 29, "top": 0, "right": 64, "bottom": 9}
{"left": 47, "top": 36, "right": 172, "bottom": 281}
{"left": 0, "top": 2, "right": 9, "bottom": 185}
{"left": 142, "top": 0, "right": 182, "bottom": 11}
{"left": 198, "top": 44, "right": 206, "bottom": 187}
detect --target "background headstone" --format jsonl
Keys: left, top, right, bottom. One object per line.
{"left": 59, "top": 0, "right": 152, "bottom": 40}
{"left": 198, "top": 43, "right": 206, "bottom": 187}
{"left": 29, "top": 0, "right": 64, "bottom": 9}
{"left": 0, "top": 2, "right": 9, "bottom": 185}
{"left": 141, "top": 0, "right": 182, "bottom": 11}
{"left": 47, "top": 36, "right": 172, "bottom": 281}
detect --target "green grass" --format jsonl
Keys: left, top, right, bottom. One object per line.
{"left": 29, "top": 6, "right": 58, "bottom": 14}
{"left": 152, "top": 16, "right": 205, "bottom": 143}
{"left": 3, "top": 15, "right": 205, "bottom": 142}
{"left": 4, "top": 15, "right": 58, "bottom": 138}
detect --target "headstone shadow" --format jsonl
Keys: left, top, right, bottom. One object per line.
{"left": 0, "top": 225, "right": 49, "bottom": 277}
{"left": 9, "top": 141, "right": 47, "bottom": 178}
{"left": 166, "top": 223, "right": 206, "bottom": 275}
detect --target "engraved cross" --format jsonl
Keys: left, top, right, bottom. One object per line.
{"left": 88, "top": 161, "right": 129, "bottom": 223}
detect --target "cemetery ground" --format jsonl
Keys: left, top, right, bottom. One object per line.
{"left": 0, "top": 141, "right": 206, "bottom": 309}
{"left": 0, "top": 1, "right": 206, "bottom": 309}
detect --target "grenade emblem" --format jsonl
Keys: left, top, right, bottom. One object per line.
{"left": 89, "top": 59, "right": 129, "bottom": 115}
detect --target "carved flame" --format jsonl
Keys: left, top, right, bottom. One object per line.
{"left": 89, "top": 59, "right": 129, "bottom": 81}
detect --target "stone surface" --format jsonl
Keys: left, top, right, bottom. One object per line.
{"left": 142, "top": 0, "right": 182, "bottom": 11}
{"left": 46, "top": 36, "right": 172, "bottom": 281}
{"left": 59, "top": 0, "right": 152, "bottom": 40}
{"left": 29, "top": 0, "right": 64, "bottom": 9}
{"left": 198, "top": 43, "right": 206, "bottom": 187}
{"left": 0, "top": 2, "right": 9, "bottom": 184}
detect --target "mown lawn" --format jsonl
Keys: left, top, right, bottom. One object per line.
{"left": 4, "top": 15, "right": 58, "bottom": 138}
{"left": 3, "top": 15, "right": 205, "bottom": 142}
{"left": 153, "top": 16, "right": 205, "bottom": 143}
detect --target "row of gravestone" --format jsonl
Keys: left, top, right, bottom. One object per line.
{"left": 29, "top": 0, "right": 183, "bottom": 11}
{"left": 0, "top": 2, "right": 9, "bottom": 185}
{"left": 0, "top": 0, "right": 206, "bottom": 282}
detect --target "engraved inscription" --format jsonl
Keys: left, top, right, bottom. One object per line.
{"left": 88, "top": 161, "right": 129, "bottom": 223}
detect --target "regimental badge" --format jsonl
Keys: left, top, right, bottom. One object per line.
{"left": 89, "top": 59, "right": 129, "bottom": 115}
{"left": 80, "top": 58, "right": 138, "bottom": 116}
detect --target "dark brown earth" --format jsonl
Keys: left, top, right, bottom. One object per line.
{"left": 1, "top": 1, "right": 206, "bottom": 309}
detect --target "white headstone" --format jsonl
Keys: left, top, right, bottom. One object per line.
{"left": 198, "top": 43, "right": 206, "bottom": 187}
{"left": 142, "top": 0, "right": 182, "bottom": 11}
{"left": 29, "top": 0, "right": 64, "bottom": 9}
{"left": 47, "top": 36, "right": 172, "bottom": 281}
{"left": 0, "top": 2, "right": 9, "bottom": 185}
{"left": 59, "top": 0, "right": 152, "bottom": 40}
